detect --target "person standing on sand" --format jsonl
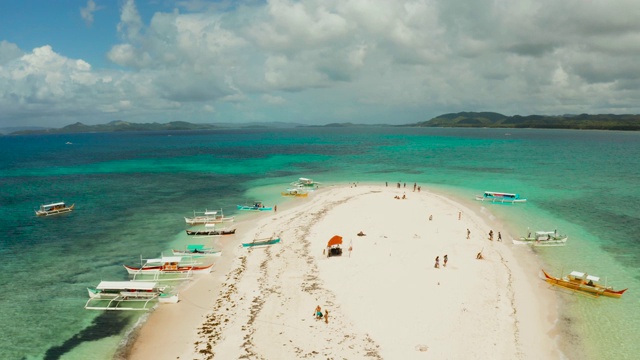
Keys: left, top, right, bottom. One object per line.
{"left": 434, "top": 256, "right": 440, "bottom": 268}
{"left": 498, "top": 232, "right": 502, "bottom": 241}
{"left": 443, "top": 254, "right": 448, "bottom": 267}
{"left": 324, "top": 310, "right": 329, "bottom": 324}
{"left": 467, "top": 228, "right": 471, "bottom": 239}
{"left": 274, "top": 205, "right": 277, "bottom": 212}
{"left": 315, "top": 305, "right": 323, "bottom": 319}
{"left": 489, "top": 230, "right": 494, "bottom": 241}
{"left": 458, "top": 212, "right": 461, "bottom": 220}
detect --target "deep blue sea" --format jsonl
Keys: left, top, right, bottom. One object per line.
{"left": 1, "top": 127, "right": 638, "bottom": 359}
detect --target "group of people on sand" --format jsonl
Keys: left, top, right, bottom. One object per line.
{"left": 434, "top": 254, "right": 448, "bottom": 268}
{"left": 488, "top": 230, "right": 502, "bottom": 241}
{"left": 386, "top": 181, "right": 421, "bottom": 192}
{"left": 314, "top": 305, "right": 329, "bottom": 324}
{"left": 393, "top": 194, "right": 408, "bottom": 200}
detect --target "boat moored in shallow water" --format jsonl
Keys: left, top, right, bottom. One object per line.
{"left": 237, "top": 201, "right": 273, "bottom": 211}
{"left": 85, "top": 281, "right": 178, "bottom": 310}
{"left": 513, "top": 230, "right": 568, "bottom": 246}
{"left": 172, "top": 244, "right": 222, "bottom": 257}
{"left": 542, "top": 269, "right": 628, "bottom": 298}
{"left": 184, "top": 209, "right": 234, "bottom": 225}
{"left": 475, "top": 191, "right": 526, "bottom": 203}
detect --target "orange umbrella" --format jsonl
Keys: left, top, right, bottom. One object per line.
{"left": 327, "top": 235, "right": 343, "bottom": 247}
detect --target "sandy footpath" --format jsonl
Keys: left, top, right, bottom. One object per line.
{"left": 127, "top": 184, "right": 561, "bottom": 359}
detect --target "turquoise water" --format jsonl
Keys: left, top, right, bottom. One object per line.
{"left": 1, "top": 127, "right": 638, "bottom": 359}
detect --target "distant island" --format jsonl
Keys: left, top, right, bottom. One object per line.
{"left": 409, "top": 112, "right": 640, "bottom": 130}
{"left": 4, "top": 112, "right": 640, "bottom": 135}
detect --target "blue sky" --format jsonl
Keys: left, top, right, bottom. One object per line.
{"left": 1, "top": 0, "right": 640, "bottom": 128}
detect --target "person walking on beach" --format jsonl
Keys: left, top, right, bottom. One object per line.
{"left": 458, "top": 211, "right": 462, "bottom": 220}
{"left": 498, "top": 232, "right": 502, "bottom": 241}
{"left": 434, "top": 256, "right": 440, "bottom": 268}
{"left": 467, "top": 228, "right": 471, "bottom": 239}
{"left": 489, "top": 230, "right": 494, "bottom": 241}
{"left": 324, "top": 310, "right": 329, "bottom": 324}
{"left": 443, "top": 254, "right": 448, "bottom": 267}
{"left": 274, "top": 205, "right": 277, "bottom": 212}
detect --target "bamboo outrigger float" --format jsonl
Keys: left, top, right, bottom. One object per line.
{"left": 542, "top": 269, "right": 628, "bottom": 298}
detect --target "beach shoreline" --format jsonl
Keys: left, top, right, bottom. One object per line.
{"left": 126, "top": 183, "right": 562, "bottom": 359}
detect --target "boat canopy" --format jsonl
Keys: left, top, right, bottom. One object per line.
{"left": 485, "top": 191, "right": 518, "bottom": 198}
{"left": 569, "top": 271, "right": 601, "bottom": 282}
{"left": 204, "top": 210, "right": 218, "bottom": 215}
{"left": 42, "top": 202, "right": 66, "bottom": 208}
{"left": 187, "top": 245, "right": 205, "bottom": 251}
{"left": 146, "top": 256, "right": 183, "bottom": 264}
{"left": 96, "top": 281, "right": 157, "bottom": 291}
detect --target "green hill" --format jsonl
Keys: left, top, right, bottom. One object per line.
{"left": 413, "top": 112, "right": 640, "bottom": 130}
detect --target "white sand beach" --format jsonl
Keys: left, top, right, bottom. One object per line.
{"left": 127, "top": 184, "right": 561, "bottom": 359}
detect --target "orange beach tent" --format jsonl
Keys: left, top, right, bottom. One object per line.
{"left": 327, "top": 235, "right": 343, "bottom": 247}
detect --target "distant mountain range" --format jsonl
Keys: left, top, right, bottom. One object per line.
{"left": 3, "top": 112, "right": 639, "bottom": 135}
{"left": 409, "top": 112, "right": 640, "bottom": 130}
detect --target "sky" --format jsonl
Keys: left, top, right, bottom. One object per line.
{"left": 1, "top": 0, "right": 640, "bottom": 128}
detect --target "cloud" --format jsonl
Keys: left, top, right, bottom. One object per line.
{"left": 4, "top": 0, "right": 640, "bottom": 127}
{"left": 80, "top": 0, "right": 103, "bottom": 27}
{"left": 0, "top": 41, "right": 24, "bottom": 65}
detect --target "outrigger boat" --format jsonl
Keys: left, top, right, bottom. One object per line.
{"left": 237, "top": 201, "right": 273, "bottom": 211}
{"left": 475, "top": 191, "right": 527, "bottom": 203}
{"left": 124, "top": 255, "right": 214, "bottom": 281}
{"left": 541, "top": 269, "right": 628, "bottom": 298}
{"left": 85, "top": 281, "right": 178, "bottom": 311}
{"left": 290, "top": 177, "right": 320, "bottom": 189}
{"left": 35, "top": 201, "right": 75, "bottom": 216}
{"left": 242, "top": 235, "right": 281, "bottom": 248}
{"left": 281, "top": 188, "right": 309, "bottom": 197}
{"left": 184, "top": 209, "right": 234, "bottom": 225}
{"left": 513, "top": 230, "right": 568, "bottom": 246}
{"left": 172, "top": 244, "right": 222, "bottom": 257}
{"left": 185, "top": 224, "right": 237, "bottom": 236}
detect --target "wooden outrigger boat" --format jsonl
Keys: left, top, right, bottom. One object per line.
{"left": 242, "top": 236, "right": 281, "bottom": 248}
{"left": 172, "top": 244, "right": 222, "bottom": 257}
{"left": 85, "top": 281, "right": 178, "bottom": 311}
{"left": 475, "top": 191, "right": 526, "bottom": 203}
{"left": 35, "top": 201, "right": 75, "bottom": 216}
{"left": 124, "top": 255, "right": 214, "bottom": 281}
{"left": 281, "top": 188, "right": 309, "bottom": 197}
{"left": 290, "top": 177, "right": 320, "bottom": 189}
{"left": 542, "top": 269, "right": 628, "bottom": 298}
{"left": 237, "top": 201, "right": 273, "bottom": 211}
{"left": 185, "top": 224, "right": 237, "bottom": 236}
{"left": 513, "top": 230, "right": 568, "bottom": 246}
{"left": 184, "top": 209, "right": 234, "bottom": 225}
